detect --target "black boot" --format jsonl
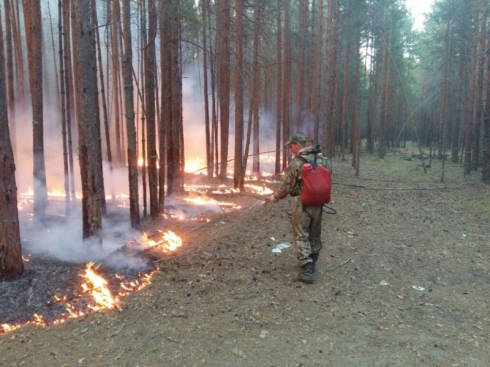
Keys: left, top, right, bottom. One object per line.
{"left": 309, "top": 253, "right": 320, "bottom": 273}
{"left": 297, "top": 262, "right": 314, "bottom": 284}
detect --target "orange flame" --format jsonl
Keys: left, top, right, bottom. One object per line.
{"left": 80, "top": 262, "right": 121, "bottom": 311}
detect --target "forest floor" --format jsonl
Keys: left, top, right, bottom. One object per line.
{"left": 1, "top": 149, "right": 490, "bottom": 367}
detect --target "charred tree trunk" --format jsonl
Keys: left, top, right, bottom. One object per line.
{"left": 0, "top": 7, "right": 23, "bottom": 281}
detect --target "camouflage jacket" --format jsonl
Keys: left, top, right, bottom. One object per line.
{"left": 274, "top": 147, "right": 331, "bottom": 200}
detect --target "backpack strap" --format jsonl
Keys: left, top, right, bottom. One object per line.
{"left": 296, "top": 154, "right": 318, "bottom": 168}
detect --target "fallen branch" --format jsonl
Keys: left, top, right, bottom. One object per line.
{"left": 326, "top": 258, "right": 351, "bottom": 272}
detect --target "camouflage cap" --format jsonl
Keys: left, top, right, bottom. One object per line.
{"left": 305, "top": 136, "right": 314, "bottom": 142}
{"left": 285, "top": 134, "right": 306, "bottom": 146}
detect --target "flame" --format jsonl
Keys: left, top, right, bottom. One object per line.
{"left": 159, "top": 230, "right": 183, "bottom": 252}
{"left": 185, "top": 157, "right": 206, "bottom": 174}
{"left": 80, "top": 262, "right": 120, "bottom": 311}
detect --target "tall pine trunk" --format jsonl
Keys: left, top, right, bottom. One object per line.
{"left": 233, "top": 0, "right": 244, "bottom": 189}
{"left": 72, "top": 0, "right": 103, "bottom": 241}
{"left": 145, "top": 0, "right": 159, "bottom": 217}
{"left": 23, "top": 0, "right": 47, "bottom": 226}
{"left": 251, "top": 0, "right": 261, "bottom": 175}
{"left": 122, "top": 0, "right": 140, "bottom": 228}
{"left": 0, "top": 6, "right": 23, "bottom": 281}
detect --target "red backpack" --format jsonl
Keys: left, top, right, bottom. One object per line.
{"left": 296, "top": 155, "right": 331, "bottom": 205}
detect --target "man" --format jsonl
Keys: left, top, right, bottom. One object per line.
{"left": 265, "top": 134, "right": 331, "bottom": 284}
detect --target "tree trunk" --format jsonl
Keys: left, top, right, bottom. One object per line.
{"left": 233, "top": 0, "right": 244, "bottom": 190}
{"left": 251, "top": 0, "right": 261, "bottom": 176}
{"left": 312, "top": 0, "right": 323, "bottom": 142}
{"left": 200, "top": 0, "right": 212, "bottom": 178}
{"left": 145, "top": 0, "right": 159, "bottom": 217}
{"left": 22, "top": 0, "right": 47, "bottom": 226}
{"left": 218, "top": 0, "right": 230, "bottom": 179}
{"left": 341, "top": 34, "right": 350, "bottom": 161}
{"left": 93, "top": 0, "right": 113, "bottom": 187}
{"left": 90, "top": 0, "right": 106, "bottom": 216}
{"left": 482, "top": 5, "right": 490, "bottom": 183}
{"left": 295, "top": 0, "right": 307, "bottom": 131}
{"left": 72, "top": 0, "right": 103, "bottom": 241}
{"left": 122, "top": 0, "right": 140, "bottom": 228}
{"left": 64, "top": 0, "right": 77, "bottom": 203}
{"left": 111, "top": 0, "right": 124, "bottom": 166}
{"left": 472, "top": 9, "right": 486, "bottom": 170}
{"left": 282, "top": 0, "right": 291, "bottom": 170}
{"left": 58, "top": 0, "right": 71, "bottom": 217}
{"left": 10, "top": 0, "right": 25, "bottom": 109}
{"left": 439, "top": 17, "right": 451, "bottom": 159}
{"left": 351, "top": 17, "right": 361, "bottom": 170}
{"left": 0, "top": 7, "right": 23, "bottom": 281}
{"left": 464, "top": 0, "right": 479, "bottom": 175}
{"left": 275, "top": 0, "right": 282, "bottom": 175}
{"left": 158, "top": 0, "right": 168, "bottom": 209}
{"left": 4, "top": 0, "right": 16, "bottom": 161}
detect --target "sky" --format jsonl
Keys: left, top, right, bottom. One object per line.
{"left": 405, "top": 0, "right": 436, "bottom": 30}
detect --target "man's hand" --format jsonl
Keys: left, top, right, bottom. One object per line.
{"left": 265, "top": 194, "right": 278, "bottom": 204}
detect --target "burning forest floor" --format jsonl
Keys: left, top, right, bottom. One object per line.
{"left": 2, "top": 151, "right": 490, "bottom": 367}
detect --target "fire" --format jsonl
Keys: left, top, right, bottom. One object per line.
{"left": 185, "top": 157, "right": 206, "bottom": 174}
{"left": 80, "top": 262, "right": 120, "bottom": 311}
{"left": 244, "top": 184, "right": 273, "bottom": 195}
{"left": 159, "top": 230, "right": 183, "bottom": 252}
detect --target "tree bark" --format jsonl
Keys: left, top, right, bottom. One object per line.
{"left": 58, "top": 0, "right": 71, "bottom": 217}
{"left": 251, "top": 0, "right": 261, "bottom": 176}
{"left": 218, "top": 0, "right": 230, "bottom": 179}
{"left": 0, "top": 6, "right": 23, "bottom": 281}
{"left": 72, "top": 0, "right": 103, "bottom": 241}
{"left": 233, "top": 0, "right": 244, "bottom": 190}
{"left": 122, "top": 0, "right": 140, "bottom": 228}
{"left": 22, "top": 0, "right": 47, "bottom": 226}
{"left": 145, "top": 0, "right": 159, "bottom": 217}
{"left": 464, "top": 0, "right": 479, "bottom": 175}
{"left": 275, "top": 0, "right": 282, "bottom": 175}
{"left": 4, "top": 0, "right": 16, "bottom": 161}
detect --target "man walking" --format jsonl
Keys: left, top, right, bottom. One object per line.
{"left": 266, "top": 134, "right": 331, "bottom": 284}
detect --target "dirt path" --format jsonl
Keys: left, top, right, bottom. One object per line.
{"left": 1, "top": 153, "right": 489, "bottom": 367}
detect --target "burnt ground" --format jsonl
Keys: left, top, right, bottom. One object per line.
{"left": 1, "top": 151, "right": 490, "bottom": 367}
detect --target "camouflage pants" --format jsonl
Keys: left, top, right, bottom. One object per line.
{"left": 291, "top": 196, "right": 323, "bottom": 266}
